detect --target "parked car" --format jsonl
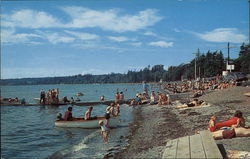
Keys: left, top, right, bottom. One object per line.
{"left": 223, "top": 72, "right": 248, "bottom": 82}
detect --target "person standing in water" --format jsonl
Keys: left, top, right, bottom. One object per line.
{"left": 40, "top": 89, "right": 46, "bottom": 104}
{"left": 115, "top": 92, "right": 120, "bottom": 103}
{"left": 99, "top": 120, "right": 109, "bottom": 144}
{"left": 142, "top": 81, "right": 149, "bottom": 96}
{"left": 119, "top": 92, "right": 124, "bottom": 101}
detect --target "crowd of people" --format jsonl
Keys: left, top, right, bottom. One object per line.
{"left": 40, "top": 88, "right": 59, "bottom": 104}
{"left": 40, "top": 88, "right": 81, "bottom": 105}
{"left": 130, "top": 91, "right": 171, "bottom": 106}
{"left": 163, "top": 76, "right": 237, "bottom": 95}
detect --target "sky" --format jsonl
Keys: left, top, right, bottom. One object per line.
{"left": 1, "top": 0, "right": 249, "bottom": 79}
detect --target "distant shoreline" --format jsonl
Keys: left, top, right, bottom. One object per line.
{"left": 0, "top": 82, "right": 158, "bottom": 86}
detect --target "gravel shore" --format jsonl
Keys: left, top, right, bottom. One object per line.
{"left": 113, "top": 86, "right": 250, "bottom": 158}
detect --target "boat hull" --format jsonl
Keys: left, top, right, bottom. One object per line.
{"left": 55, "top": 116, "right": 119, "bottom": 128}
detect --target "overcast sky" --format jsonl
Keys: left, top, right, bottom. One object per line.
{"left": 1, "top": 0, "right": 249, "bottom": 79}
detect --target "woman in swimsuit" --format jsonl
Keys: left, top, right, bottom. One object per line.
{"left": 216, "top": 110, "right": 245, "bottom": 129}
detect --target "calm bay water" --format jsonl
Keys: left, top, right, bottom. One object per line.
{"left": 1, "top": 83, "right": 156, "bottom": 159}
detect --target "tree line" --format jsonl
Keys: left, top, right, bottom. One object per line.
{"left": 1, "top": 43, "right": 249, "bottom": 85}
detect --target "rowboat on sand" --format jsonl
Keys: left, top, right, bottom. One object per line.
{"left": 54, "top": 116, "right": 119, "bottom": 128}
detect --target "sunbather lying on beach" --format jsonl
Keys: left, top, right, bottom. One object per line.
{"left": 176, "top": 98, "right": 207, "bottom": 109}
{"left": 212, "top": 127, "right": 250, "bottom": 140}
{"left": 215, "top": 110, "right": 245, "bottom": 130}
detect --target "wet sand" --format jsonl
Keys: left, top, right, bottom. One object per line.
{"left": 113, "top": 86, "right": 250, "bottom": 158}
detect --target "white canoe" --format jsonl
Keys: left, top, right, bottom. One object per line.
{"left": 55, "top": 116, "right": 119, "bottom": 128}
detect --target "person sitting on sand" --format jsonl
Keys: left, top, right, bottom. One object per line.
{"left": 208, "top": 115, "right": 217, "bottom": 132}
{"left": 193, "top": 90, "right": 204, "bottom": 98}
{"left": 134, "top": 95, "right": 142, "bottom": 105}
{"left": 212, "top": 127, "right": 250, "bottom": 140}
{"left": 159, "top": 93, "right": 170, "bottom": 105}
{"left": 216, "top": 110, "right": 245, "bottom": 129}
{"left": 130, "top": 99, "right": 136, "bottom": 106}
{"left": 150, "top": 91, "right": 156, "bottom": 104}
{"left": 99, "top": 120, "right": 109, "bottom": 144}
{"left": 64, "top": 107, "right": 74, "bottom": 121}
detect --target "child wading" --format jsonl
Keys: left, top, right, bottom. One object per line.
{"left": 99, "top": 120, "right": 109, "bottom": 144}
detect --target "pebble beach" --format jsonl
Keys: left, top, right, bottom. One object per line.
{"left": 113, "top": 86, "right": 250, "bottom": 159}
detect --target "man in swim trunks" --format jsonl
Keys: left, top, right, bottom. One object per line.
{"left": 212, "top": 127, "right": 250, "bottom": 140}
{"left": 64, "top": 107, "right": 74, "bottom": 121}
{"left": 84, "top": 107, "right": 93, "bottom": 120}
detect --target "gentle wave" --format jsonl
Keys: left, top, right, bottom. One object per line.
{"left": 46, "top": 130, "right": 100, "bottom": 159}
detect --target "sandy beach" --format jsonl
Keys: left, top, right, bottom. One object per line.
{"left": 113, "top": 86, "right": 250, "bottom": 158}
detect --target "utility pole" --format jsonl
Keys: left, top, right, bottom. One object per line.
{"left": 224, "top": 42, "right": 236, "bottom": 72}
{"left": 249, "top": 0, "right": 250, "bottom": 44}
{"left": 193, "top": 48, "right": 200, "bottom": 80}
{"left": 227, "top": 42, "right": 230, "bottom": 62}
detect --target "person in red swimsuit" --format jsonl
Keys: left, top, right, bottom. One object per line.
{"left": 208, "top": 115, "right": 217, "bottom": 132}
{"left": 216, "top": 110, "right": 245, "bottom": 129}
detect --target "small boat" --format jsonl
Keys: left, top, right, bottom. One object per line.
{"left": 54, "top": 116, "right": 119, "bottom": 128}
{"left": 76, "top": 92, "right": 84, "bottom": 96}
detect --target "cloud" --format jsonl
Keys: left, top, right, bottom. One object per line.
{"left": 2, "top": 29, "right": 76, "bottom": 45}
{"left": 63, "top": 7, "right": 162, "bottom": 32}
{"left": 2, "top": 29, "right": 42, "bottom": 44}
{"left": 2, "top": 9, "right": 63, "bottom": 28}
{"left": 143, "top": 31, "right": 157, "bottom": 36}
{"left": 107, "top": 36, "right": 130, "bottom": 42}
{"left": 192, "top": 28, "right": 247, "bottom": 43}
{"left": 3, "top": 7, "right": 162, "bottom": 32}
{"left": 35, "top": 31, "right": 75, "bottom": 44}
{"left": 45, "top": 33, "right": 75, "bottom": 44}
{"left": 64, "top": 30, "right": 99, "bottom": 40}
{"left": 149, "top": 41, "right": 173, "bottom": 48}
